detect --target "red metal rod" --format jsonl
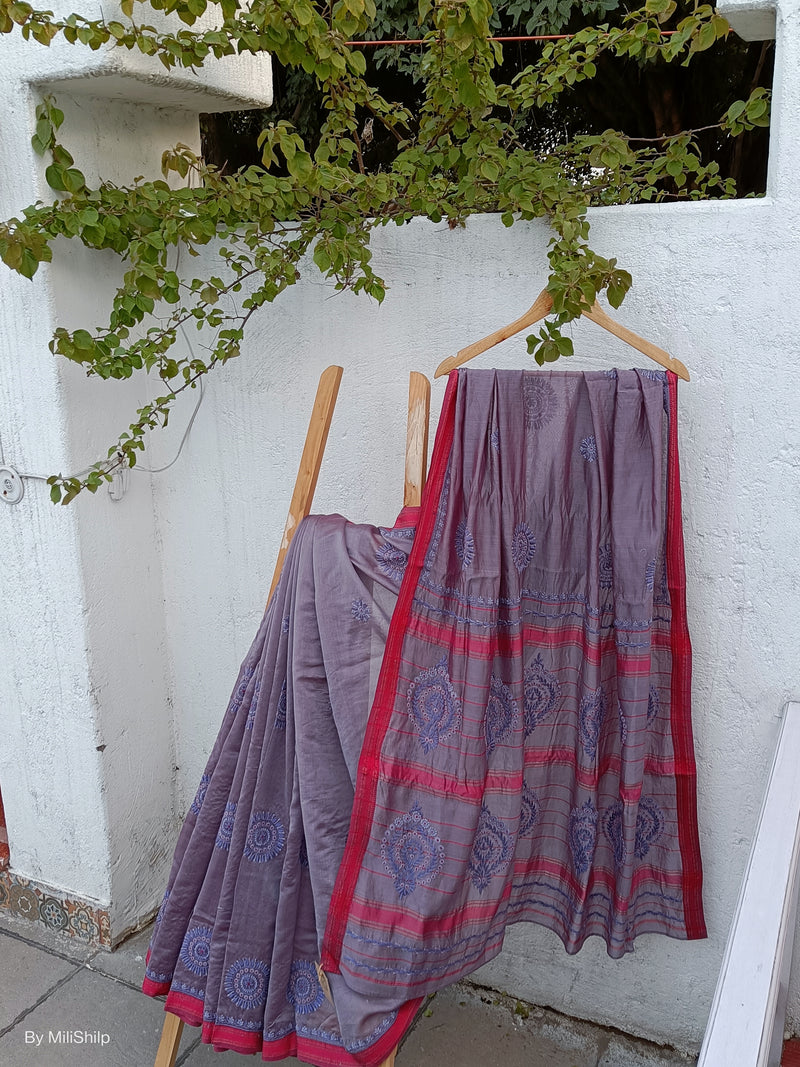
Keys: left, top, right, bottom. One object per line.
{"left": 345, "top": 30, "right": 676, "bottom": 45}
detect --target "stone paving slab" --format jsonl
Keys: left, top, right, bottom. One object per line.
{"left": 0, "top": 931, "right": 79, "bottom": 1033}
{"left": 0, "top": 967, "right": 166, "bottom": 1067}
{"left": 87, "top": 924, "right": 152, "bottom": 988}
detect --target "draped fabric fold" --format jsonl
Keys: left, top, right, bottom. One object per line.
{"left": 143, "top": 367, "right": 705, "bottom": 1066}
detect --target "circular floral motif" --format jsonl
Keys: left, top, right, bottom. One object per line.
{"left": 375, "top": 542, "right": 408, "bottom": 583}
{"left": 190, "top": 773, "right": 211, "bottom": 815}
{"left": 244, "top": 811, "right": 286, "bottom": 863}
{"left": 519, "top": 782, "right": 540, "bottom": 837}
{"left": 9, "top": 885, "right": 39, "bottom": 920}
{"left": 286, "top": 959, "right": 325, "bottom": 1015}
{"left": 224, "top": 957, "right": 270, "bottom": 1011}
{"left": 523, "top": 654, "right": 561, "bottom": 735}
{"left": 69, "top": 908, "right": 99, "bottom": 942}
{"left": 490, "top": 428, "right": 500, "bottom": 453}
{"left": 634, "top": 797, "right": 665, "bottom": 859}
{"left": 228, "top": 665, "right": 254, "bottom": 715}
{"left": 180, "top": 924, "right": 213, "bottom": 976}
{"left": 381, "top": 802, "right": 444, "bottom": 899}
{"left": 511, "top": 522, "right": 536, "bottom": 573}
{"left": 484, "top": 674, "right": 518, "bottom": 755}
{"left": 156, "top": 889, "right": 170, "bottom": 925}
{"left": 454, "top": 521, "right": 475, "bottom": 570}
{"left": 245, "top": 678, "right": 262, "bottom": 731}
{"left": 407, "top": 656, "right": 463, "bottom": 753}
{"left": 469, "top": 805, "right": 513, "bottom": 892}
{"left": 602, "top": 800, "right": 625, "bottom": 868}
{"left": 580, "top": 435, "right": 598, "bottom": 462}
{"left": 569, "top": 799, "right": 598, "bottom": 876}
{"left": 351, "top": 598, "right": 371, "bottom": 622}
{"left": 40, "top": 897, "right": 69, "bottom": 931}
{"left": 281, "top": 615, "right": 290, "bottom": 634}
{"left": 647, "top": 685, "right": 660, "bottom": 725}
{"left": 216, "top": 802, "right": 237, "bottom": 851}
{"left": 523, "top": 377, "right": 558, "bottom": 430}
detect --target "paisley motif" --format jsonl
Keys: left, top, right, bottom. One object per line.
{"left": 381, "top": 802, "right": 444, "bottom": 899}
{"left": 579, "top": 685, "right": 607, "bottom": 761}
{"left": 519, "top": 782, "right": 540, "bottom": 837}
{"left": 407, "top": 656, "right": 462, "bottom": 753}
{"left": 634, "top": 797, "right": 665, "bottom": 859}
{"left": 511, "top": 522, "right": 536, "bottom": 573}
{"left": 454, "top": 520, "right": 475, "bottom": 570}
{"left": 523, "top": 654, "right": 561, "bottom": 735}
{"left": 484, "top": 674, "right": 518, "bottom": 754}
{"left": 469, "top": 804, "right": 513, "bottom": 892}
{"left": 602, "top": 799, "right": 625, "bottom": 868}
{"left": 569, "top": 799, "right": 598, "bottom": 876}
{"left": 375, "top": 542, "right": 407, "bottom": 583}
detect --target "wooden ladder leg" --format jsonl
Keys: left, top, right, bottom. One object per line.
{"left": 404, "top": 371, "right": 430, "bottom": 509}
{"left": 154, "top": 1012, "right": 184, "bottom": 1067}
{"left": 267, "top": 364, "right": 344, "bottom": 603}
{"left": 378, "top": 373, "right": 431, "bottom": 1067}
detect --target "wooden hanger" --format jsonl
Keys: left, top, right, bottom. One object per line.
{"left": 434, "top": 288, "right": 690, "bottom": 381}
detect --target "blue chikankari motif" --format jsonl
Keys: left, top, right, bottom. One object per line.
{"left": 580, "top": 435, "right": 598, "bottom": 462}
{"left": 298, "top": 837, "right": 309, "bottom": 869}
{"left": 381, "top": 802, "right": 444, "bottom": 899}
{"left": 569, "top": 800, "right": 598, "bottom": 875}
{"left": 407, "top": 656, "right": 463, "bottom": 753}
{"left": 645, "top": 558, "right": 657, "bottom": 591}
{"left": 275, "top": 678, "right": 287, "bottom": 730}
{"left": 469, "top": 804, "right": 513, "bottom": 892}
{"left": 602, "top": 800, "right": 625, "bottom": 868}
{"left": 523, "top": 654, "right": 561, "bottom": 735}
{"left": 155, "top": 889, "right": 170, "bottom": 926}
{"left": 228, "top": 664, "right": 254, "bottom": 715}
{"left": 519, "top": 782, "right": 540, "bottom": 836}
{"left": 454, "top": 521, "right": 475, "bottom": 569}
{"left": 244, "top": 679, "right": 261, "bottom": 731}
{"left": 598, "top": 543, "right": 613, "bottom": 589}
{"left": 286, "top": 960, "right": 326, "bottom": 1015}
{"left": 579, "top": 685, "right": 607, "bottom": 761}
{"left": 634, "top": 797, "right": 665, "bottom": 859}
{"left": 244, "top": 811, "right": 286, "bottom": 863}
{"left": 647, "top": 685, "right": 660, "bottom": 725}
{"left": 640, "top": 368, "right": 665, "bottom": 381}
{"left": 618, "top": 704, "right": 628, "bottom": 745}
{"left": 224, "top": 957, "right": 270, "bottom": 1011}
{"left": 190, "top": 773, "right": 211, "bottom": 815}
{"left": 179, "top": 924, "right": 213, "bottom": 977}
{"left": 375, "top": 542, "right": 408, "bottom": 583}
{"left": 490, "top": 428, "right": 500, "bottom": 453}
{"left": 524, "top": 376, "right": 558, "bottom": 430}
{"left": 484, "top": 674, "right": 518, "bottom": 754}
{"left": 351, "top": 598, "right": 371, "bottom": 622}
{"left": 281, "top": 615, "right": 290, "bottom": 634}
{"left": 215, "top": 802, "right": 237, "bottom": 851}
{"left": 511, "top": 522, "right": 536, "bottom": 573}
{"left": 603, "top": 368, "right": 618, "bottom": 379}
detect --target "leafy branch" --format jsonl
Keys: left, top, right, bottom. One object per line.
{"left": 0, "top": 0, "right": 771, "bottom": 498}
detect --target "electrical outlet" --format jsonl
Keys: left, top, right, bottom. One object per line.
{"left": 0, "top": 466, "right": 24, "bottom": 505}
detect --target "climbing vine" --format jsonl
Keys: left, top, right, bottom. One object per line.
{"left": 0, "top": 0, "right": 770, "bottom": 501}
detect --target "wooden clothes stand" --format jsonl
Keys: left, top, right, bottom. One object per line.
{"left": 154, "top": 368, "right": 432, "bottom": 1067}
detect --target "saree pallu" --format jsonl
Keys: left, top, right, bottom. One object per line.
{"left": 321, "top": 368, "right": 705, "bottom": 998}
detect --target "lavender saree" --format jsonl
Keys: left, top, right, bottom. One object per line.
{"left": 144, "top": 368, "right": 705, "bottom": 1065}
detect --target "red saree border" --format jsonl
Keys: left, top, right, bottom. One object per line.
{"left": 666, "top": 371, "right": 706, "bottom": 939}
{"left": 158, "top": 989, "right": 422, "bottom": 1066}
{"left": 322, "top": 371, "right": 460, "bottom": 973}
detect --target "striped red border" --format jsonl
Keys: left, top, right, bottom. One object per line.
{"left": 665, "top": 371, "right": 706, "bottom": 938}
